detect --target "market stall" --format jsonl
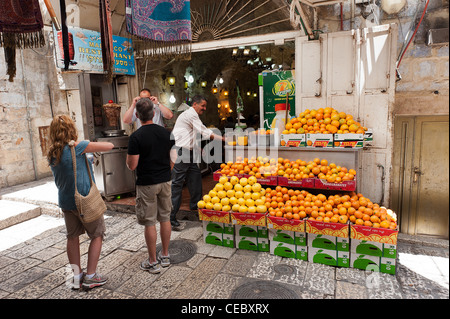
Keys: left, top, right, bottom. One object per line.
{"left": 197, "top": 23, "right": 399, "bottom": 275}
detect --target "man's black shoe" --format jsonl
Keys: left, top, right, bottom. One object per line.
{"left": 171, "top": 219, "right": 180, "bottom": 227}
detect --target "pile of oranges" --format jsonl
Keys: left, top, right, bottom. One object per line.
{"left": 282, "top": 107, "right": 367, "bottom": 135}
{"left": 276, "top": 157, "right": 356, "bottom": 183}
{"left": 265, "top": 187, "right": 397, "bottom": 229}
{"left": 218, "top": 156, "right": 356, "bottom": 183}
{"left": 199, "top": 176, "right": 398, "bottom": 230}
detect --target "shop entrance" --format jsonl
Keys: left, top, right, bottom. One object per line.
{"left": 392, "top": 115, "right": 449, "bottom": 239}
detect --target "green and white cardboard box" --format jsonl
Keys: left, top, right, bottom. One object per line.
{"left": 268, "top": 229, "right": 307, "bottom": 260}
{"left": 235, "top": 225, "right": 269, "bottom": 252}
{"left": 350, "top": 254, "right": 381, "bottom": 271}
{"left": 202, "top": 221, "right": 235, "bottom": 248}
{"left": 350, "top": 239, "right": 397, "bottom": 274}
{"left": 307, "top": 234, "right": 350, "bottom": 267}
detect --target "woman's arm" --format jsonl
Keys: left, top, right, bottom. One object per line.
{"left": 80, "top": 141, "right": 114, "bottom": 153}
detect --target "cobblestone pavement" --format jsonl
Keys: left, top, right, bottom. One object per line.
{"left": 0, "top": 209, "right": 448, "bottom": 302}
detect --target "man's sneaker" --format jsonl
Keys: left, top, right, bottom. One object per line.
{"left": 71, "top": 273, "right": 84, "bottom": 290}
{"left": 158, "top": 251, "right": 171, "bottom": 268}
{"left": 140, "top": 259, "right": 161, "bottom": 274}
{"left": 82, "top": 273, "right": 108, "bottom": 290}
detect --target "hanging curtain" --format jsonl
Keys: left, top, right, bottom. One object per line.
{"left": 99, "top": 0, "right": 114, "bottom": 83}
{"left": 125, "top": 0, "right": 192, "bottom": 60}
{"left": 0, "top": 0, "right": 45, "bottom": 82}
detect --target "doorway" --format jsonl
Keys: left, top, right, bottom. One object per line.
{"left": 392, "top": 115, "right": 449, "bottom": 239}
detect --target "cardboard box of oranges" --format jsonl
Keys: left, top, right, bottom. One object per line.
{"left": 306, "top": 133, "right": 334, "bottom": 148}
{"left": 280, "top": 134, "right": 306, "bottom": 147}
{"left": 199, "top": 209, "right": 234, "bottom": 248}
{"left": 267, "top": 215, "right": 308, "bottom": 260}
{"left": 333, "top": 133, "right": 364, "bottom": 148}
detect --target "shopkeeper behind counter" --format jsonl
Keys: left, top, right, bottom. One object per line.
{"left": 170, "top": 95, "right": 225, "bottom": 230}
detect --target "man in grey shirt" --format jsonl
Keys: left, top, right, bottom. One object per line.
{"left": 123, "top": 88, "right": 173, "bottom": 128}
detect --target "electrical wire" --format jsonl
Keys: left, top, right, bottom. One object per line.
{"left": 396, "top": 0, "right": 430, "bottom": 71}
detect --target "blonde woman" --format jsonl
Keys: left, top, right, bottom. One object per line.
{"left": 47, "top": 114, "right": 114, "bottom": 290}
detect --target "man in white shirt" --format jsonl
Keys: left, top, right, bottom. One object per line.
{"left": 170, "top": 95, "right": 225, "bottom": 229}
{"left": 123, "top": 88, "right": 173, "bottom": 128}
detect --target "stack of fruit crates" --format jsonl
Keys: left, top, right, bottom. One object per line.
{"left": 306, "top": 219, "right": 350, "bottom": 268}
{"left": 267, "top": 215, "right": 307, "bottom": 260}
{"left": 350, "top": 223, "right": 398, "bottom": 274}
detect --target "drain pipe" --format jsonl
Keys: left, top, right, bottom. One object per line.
{"left": 20, "top": 48, "right": 38, "bottom": 181}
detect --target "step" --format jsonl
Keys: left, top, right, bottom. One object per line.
{"left": 0, "top": 200, "right": 41, "bottom": 231}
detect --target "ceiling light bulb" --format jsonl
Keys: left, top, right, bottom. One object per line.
{"left": 169, "top": 92, "right": 176, "bottom": 103}
{"left": 188, "top": 75, "right": 194, "bottom": 83}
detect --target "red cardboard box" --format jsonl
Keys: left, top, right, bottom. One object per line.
{"left": 350, "top": 224, "right": 398, "bottom": 245}
{"left": 230, "top": 212, "right": 266, "bottom": 227}
{"left": 277, "top": 176, "right": 315, "bottom": 188}
{"left": 199, "top": 209, "right": 231, "bottom": 224}
{"left": 266, "top": 215, "right": 305, "bottom": 232}
{"left": 306, "top": 219, "right": 349, "bottom": 238}
{"left": 314, "top": 177, "right": 356, "bottom": 191}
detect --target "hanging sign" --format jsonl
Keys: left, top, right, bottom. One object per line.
{"left": 53, "top": 26, "right": 135, "bottom": 75}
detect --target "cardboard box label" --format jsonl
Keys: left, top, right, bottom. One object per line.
{"left": 380, "top": 257, "right": 396, "bottom": 275}
{"left": 308, "top": 247, "right": 338, "bottom": 266}
{"left": 333, "top": 134, "right": 364, "bottom": 148}
{"left": 280, "top": 134, "right": 306, "bottom": 147}
{"left": 306, "top": 219, "right": 349, "bottom": 238}
{"left": 231, "top": 212, "right": 266, "bottom": 226}
{"left": 314, "top": 178, "right": 356, "bottom": 191}
{"left": 350, "top": 254, "right": 380, "bottom": 271}
{"left": 350, "top": 224, "right": 398, "bottom": 245}
{"left": 306, "top": 134, "right": 333, "bottom": 148}
{"left": 199, "top": 209, "right": 230, "bottom": 224}
{"left": 266, "top": 215, "right": 305, "bottom": 232}
{"left": 277, "top": 176, "right": 315, "bottom": 189}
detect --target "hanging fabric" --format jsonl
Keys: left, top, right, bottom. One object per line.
{"left": 59, "top": 0, "right": 70, "bottom": 71}
{"left": 99, "top": 0, "right": 114, "bottom": 83}
{"left": 0, "top": 0, "right": 45, "bottom": 81}
{"left": 125, "top": 0, "right": 192, "bottom": 60}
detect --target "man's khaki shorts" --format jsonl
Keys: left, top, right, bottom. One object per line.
{"left": 62, "top": 209, "right": 106, "bottom": 240}
{"left": 135, "top": 181, "right": 172, "bottom": 227}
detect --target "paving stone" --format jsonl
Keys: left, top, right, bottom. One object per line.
{"left": 247, "top": 252, "right": 281, "bottom": 281}
{"left": 222, "top": 250, "right": 259, "bottom": 277}
{"left": 396, "top": 264, "right": 449, "bottom": 299}
{"left": 207, "top": 245, "right": 236, "bottom": 259}
{"left": 302, "top": 262, "right": 336, "bottom": 295}
{"left": 169, "top": 257, "right": 227, "bottom": 299}
{"left": 0, "top": 266, "right": 52, "bottom": 293}
{"left": 335, "top": 280, "right": 367, "bottom": 299}
{"left": 0, "top": 255, "right": 15, "bottom": 269}
{"left": 138, "top": 265, "right": 193, "bottom": 299}
{"left": 98, "top": 249, "right": 136, "bottom": 275}
{"left": 178, "top": 223, "right": 203, "bottom": 241}
{"left": 30, "top": 246, "right": 64, "bottom": 261}
{"left": 336, "top": 266, "right": 367, "bottom": 284}
{"left": 365, "top": 271, "right": 403, "bottom": 299}
{"left": 8, "top": 267, "right": 67, "bottom": 299}
{"left": 120, "top": 232, "right": 146, "bottom": 252}
{"left": 186, "top": 253, "right": 207, "bottom": 269}
{"left": 116, "top": 266, "right": 166, "bottom": 297}
{"left": 0, "top": 258, "right": 42, "bottom": 283}
{"left": 5, "top": 232, "right": 63, "bottom": 260}
{"left": 200, "top": 273, "right": 242, "bottom": 299}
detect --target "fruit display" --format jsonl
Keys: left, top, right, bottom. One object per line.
{"left": 198, "top": 175, "right": 397, "bottom": 230}
{"left": 281, "top": 107, "right": 367, "bottom": 135}
{"left": 197, "top": 175, "right": 268, "bottom": 214}
{"left": 217, "top": 156, "right": 356, "bottom": 184}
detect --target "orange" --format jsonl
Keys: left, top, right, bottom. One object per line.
{"left": 339, "top": 215, "right": 348, "bottom": 224}
{"left": 338, "top": 207, "right": 347, "bottom": 215}
{"left": 380, "top": 220, "right": 390, "bottom": 228}
{"left": 362, "top": 214, "right": 371, "bottom": 221}
{"left": 364, "top": 220, "right": 373, "bottom": 227}
{"left": 370, "top": 215, "right": 379, "bottom": 224}
{"left": 355, "top": 218, "right": 364, "bottom": 225}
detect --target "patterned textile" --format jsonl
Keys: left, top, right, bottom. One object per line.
{"left": 0, "top": 0, "right": 45, "bottom": 81}
{"left": 99, "top": 0, "right": 114, "bottom": 82}
{"left": 126, "top": 0, "right": 191, "bottom": 60}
